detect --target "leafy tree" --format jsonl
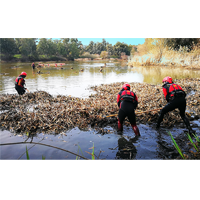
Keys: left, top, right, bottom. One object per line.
{"left": 19, "top": 38, "right": 37, "bottom": 57}
{"left": 106, "top": 44, "right": 114, "bottom": 57}
{"left": 67, "top": 38, "right": 82, "bottom": 60}
{"left": 100, "top": 51, "right": 108, "bottom": 59}
{"left": 57, "top": 38, "right": 82, "bottom": 60}
{"left": 85, "top": 41, "right": 94, "bottom": 54}
{"left": 95, "top": 42, "right": 105, "bottom": 54}
{"left": 37, "top": 38, "right": 52, "bottom": 56}
{"left": 113, "top": 42, "right": 130, "bottom": 57}
{"left": 0, "top": 38, "right": 17, "bottom": 57}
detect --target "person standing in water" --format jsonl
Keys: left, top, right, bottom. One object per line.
{"left": 117, "top": 83, "right": 140, "bottom": 136}
{"left": 31, "top": 62, "right": 35, "bottom": 69}
{"left": 156, "top": 76, "right": 195, "bottom": 135}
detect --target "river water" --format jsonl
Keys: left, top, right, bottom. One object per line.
{"left": 1, "top": 61, "right": 200, "bottom": 159}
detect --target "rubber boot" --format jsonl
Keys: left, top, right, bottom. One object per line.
{"left": 118, "top": 119, "right": 123, "bottom": 131}
{"left": 156, "top": 112, "right": 164, "bottom": 129}
{"left": 182, "top": 115, "right": 195, "bottom": 135}
{"left": 131, "top": 124, "right": 140, "bottom": 136}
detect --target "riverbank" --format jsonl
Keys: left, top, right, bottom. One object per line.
{"left": 1, "top": 54, "right": 126, "bottom": 63}
{"left": 128, "top": 52, "right": 200, "bottom": 70}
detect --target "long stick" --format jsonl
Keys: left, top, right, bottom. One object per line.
{"left": 0, "top": 142, "right": 89, "bottom": 160}
{"left": 105, "top": 108, "right": 162, "bottom": 118}
{"left": 26, "top": 88, "right": 30, "bottom": 93}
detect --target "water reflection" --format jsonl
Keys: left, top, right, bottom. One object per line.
{"left": 132, "top": 65, "right": 200, "bottom": 85}
{"left": 116, "top": 136, "right": 138, "bottom": 159}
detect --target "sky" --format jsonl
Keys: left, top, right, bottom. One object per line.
{"left": 51, "top": 38, "right": 145, "bottom": 46}
{"left": 77, "top": 38, "right": 145, "bottom": 46}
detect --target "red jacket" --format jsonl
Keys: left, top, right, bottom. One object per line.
{"left": 117, "top": 89, "right": 138, "bottom": 108}
{"left": 15, "top": 76, "right": 25, "bottom": 88}
{"left": 163, "top": 83, "right": 185, "bottom": 101}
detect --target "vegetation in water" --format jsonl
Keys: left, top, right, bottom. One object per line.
{"left": 168, "top": 131, "right": 200, "bottom": 159}
{"left": 167, "top": 131, "right": 185, "bottom": 159}
{"left": 26, "top": 145, "right": 45, "bottom": 160}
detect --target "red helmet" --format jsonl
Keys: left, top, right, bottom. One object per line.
{"left": 162, "top": 76, "right": 172, "bottom": 83}
{"left": 122, "top": 83, "right": 130, "bottom": 90}
{"left": 21, "top": 72, "right": 27, "bottom": 76}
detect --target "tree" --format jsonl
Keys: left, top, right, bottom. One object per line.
{"left": 113, "top": 42, "right": 130, "bottom": 57}
{"left": 37, "top": 38, "right": 52, "bottom": 56}
{"left": 19, "top": 38, "right": 37, "bottom": 57}
{"left": 106, "top": 44, "right": 114, "bottom": 57}
{"left": 57, "top": 38, "right": 82, "bottom": 60}
{"left": 100, "top": 51, "right": 108, "bottom": 59}
{"left": 0, "top": 38, "right": 17, "bottom": 57}
{"left": 67, "top": 38, "right": 82, "bottom": 60}
{"left": 85, "top": 41, "right": 94, "bottom": 54}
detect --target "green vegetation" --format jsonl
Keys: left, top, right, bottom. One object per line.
{"left": 168, "top": 131, "right": 200, "bottom": 159}
{"left": 0, "top": 38, "right": 133, "bottom": 62}
{"left": 76, "top": 143, "right": 95, "bottom": 160}
{"left": 167, "top": 131, "right": 185, "bottom": 159}
{"left": 26, "top": 145, "right": 45, "bottom": 160}
{"left": 26, "top": 146, "right": 30, "bottom": 160}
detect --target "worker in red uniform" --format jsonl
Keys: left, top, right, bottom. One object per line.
{"left": 117, "top": 83, "right": 140, "bottom": 136}
{"left": 15, "top": 72, "right": 27, "bottom": 95}
{"left": 156, "top": 76, "right": 195, "bottom": 134}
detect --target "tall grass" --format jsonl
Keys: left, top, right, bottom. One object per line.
{"left": 167, "top": 131, "right": 185, "bottom": 159}
{"left": 26, "top": 146, "right": 30, "bottom": 160}
{"left": 76, "top": 144, "right": 85, "bottom": 160}
{"left": 186, "top": 133, "right": 199, "bottom": 152}
{"left": 129, "top": 47, "right": 200, "bottom": 68}
{"left": 193, "top": 133, "right": 200, "bottom": 146}
{"left": 167, "top": 131, "right": 200, "bottom": 159}
{"left": 26, "top": 146, "right": 45, "bottom": 160}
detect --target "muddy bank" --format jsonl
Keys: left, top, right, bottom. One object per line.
{"left": 0, "top": 78, "right": 200, "bottom": 134}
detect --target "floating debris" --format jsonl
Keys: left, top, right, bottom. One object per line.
{"left": 0, "top": 78, "right": 200, "bottom": 134}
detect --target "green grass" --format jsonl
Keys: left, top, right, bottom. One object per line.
{"left": 167, "top": 131, "right": 185, "bottom": 159}
{"left": 26, "top": 146, "right": 45, "bottom": 160}
{"left": 26, "top": 146, "right": 30, "bottom": 160}
{"left": 186, "top": 133, "right": 199, "bottom": 152}
{"left": 13, "top": 54, "right": 22, "bottom": 59}
{"left": 76, "top": 144, "right": 84, "bottom": 160}
{"left": 193, "top": 133, "right": 200, "bottom": 146}
{"left": 91, "top": 143, "right": 95, "bottom": 160}
{"left": 76, "top": 143, "right": 95, "bottom": 160}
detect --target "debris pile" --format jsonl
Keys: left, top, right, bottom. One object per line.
{"left": 0, "top": 78, "right": 200, "bottom": 134}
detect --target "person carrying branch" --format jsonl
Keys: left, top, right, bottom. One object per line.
{"left": 156, "top": 76, "right": 195, "bottom": 134}
{"left": 117, "top": 83, "right": 140, "bottom": 136}
{"left": 15, "top": 72, "right": 27, "bottom": 95}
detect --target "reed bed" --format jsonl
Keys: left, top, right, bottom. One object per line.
{"left": 129, "top": 50, "right": 200, "bottom": 69}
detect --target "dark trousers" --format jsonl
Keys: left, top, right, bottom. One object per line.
{"left": 157, "top": 96, "right": 191, "bottom": 128}
{"left": 15, "top": 86, "right": 25, "bottom": 95}
{"left": 118, "top": 109, "right": 136, "bottom": 125}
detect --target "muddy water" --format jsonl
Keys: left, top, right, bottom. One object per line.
{"left": 1, "top": 61, "right": 200, "bottom": 159}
